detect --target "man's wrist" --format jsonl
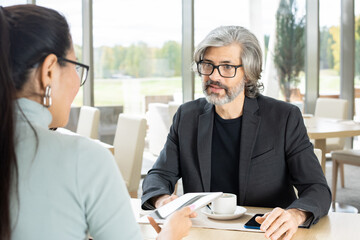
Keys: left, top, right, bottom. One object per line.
{"left": 150, "top": 196, "right": 161, "bottom": 208}
{"left": 288, "top": 208, "right": 310, "bottom": 225}
{"left": 151, "top": 194, "right": 169, "bottom": 208}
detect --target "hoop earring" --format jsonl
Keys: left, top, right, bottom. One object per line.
{"left": 43, "top": 85, "right": 52, "bottom": 108}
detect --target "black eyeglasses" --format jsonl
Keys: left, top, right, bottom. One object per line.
{"left": 197, "top": 61, "right": 243, "bottom": 78}
{"left": 58, "top": 57, "right": 89, "bottom": 86}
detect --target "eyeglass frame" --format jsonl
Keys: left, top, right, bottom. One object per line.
{"left": 197, "top": 60, "right": 243, "bottom": 78}
{"left": 58, "top": 57, "right": 89, "bottom": 86}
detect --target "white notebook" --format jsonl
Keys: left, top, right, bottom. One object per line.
{"left": 150, "top": 192, "right": 222, "bottom": 220}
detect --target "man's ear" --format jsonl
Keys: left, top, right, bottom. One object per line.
{"left": 39, "top": 54, "right": 58, "bottom": 88}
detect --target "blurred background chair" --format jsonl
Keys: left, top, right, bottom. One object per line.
{"left": 331, "top": 149, "right": 360, "bottom": 213}
{"left": 146, "top": 102, "right": 180, "bottom": 156}
{"left": 113, "top": 113, "right": 147, "bottom": 198}
{"left": 314, "top": 148, "right": 322, "bottom": 165}
{"left": 314, "top": 98, "right": 348, "bottom": 185}
{"left": 314, "top": 98, "right": 348, "bottom": 153}
{"left": 76, "top": 106, "right": 100, "bottom": 139}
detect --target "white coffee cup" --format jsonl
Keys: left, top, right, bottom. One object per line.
{"left": 211, "top": 193, "right": 237, "bottom": 214}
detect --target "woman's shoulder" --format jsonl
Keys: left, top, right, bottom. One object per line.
{"left": 35, "top": 127, "right": 115, "bottom": 168}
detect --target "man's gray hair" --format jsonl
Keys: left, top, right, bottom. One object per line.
{"left": 193, "top": 26, "right": 263, "bottom": 98}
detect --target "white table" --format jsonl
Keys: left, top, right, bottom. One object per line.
{"left": 304, "top": 117, "right": 360, "bottom": 173}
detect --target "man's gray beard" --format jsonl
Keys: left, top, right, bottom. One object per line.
{"left": 202, "top": 80, "right": 245, "bottom": 106}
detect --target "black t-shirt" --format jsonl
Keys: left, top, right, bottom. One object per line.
{"left": 210, "top": 112, "right": 242, "bottom": 197}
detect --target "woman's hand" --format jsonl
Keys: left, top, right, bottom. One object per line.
{"left": 148, "top": 205, "right": 197, "bottom": 240}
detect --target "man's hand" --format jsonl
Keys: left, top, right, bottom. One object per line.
{"left": 255, "top": 208, "right": 310, "bottom": 240}
{"left": 151, "top": 194, "right": 178, "bottom": 209}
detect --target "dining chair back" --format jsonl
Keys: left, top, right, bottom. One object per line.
{"left": 314, "top": 98, "right": 348, "bottom": 152}
{"left": 113, "top": 113, "right": 147, "bottom": 198}
{"left": 146, "top": 102, "right": 180, "bottom": 156}
{"left": 314, "top": 148, "right": 322, "bottom": 164}
{"left": 76, "top": 106, "right": 100, "bottom": 139}
{"left": 331, "top": 149, "right": 360, "bottom": 203}
{"left": 315, "top": 98, "right": 348, "bottom": 120}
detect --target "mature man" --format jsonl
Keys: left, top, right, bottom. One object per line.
{"left": 142, "top": 26, "right": 331, "bottom": 240}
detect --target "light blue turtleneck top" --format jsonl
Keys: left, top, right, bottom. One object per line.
{"left": 11, "top": 98, "right": 142, "bottom": 240}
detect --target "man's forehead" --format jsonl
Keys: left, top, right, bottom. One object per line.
{"left": 203, "top": 44, "right": 242, "bottom": 63}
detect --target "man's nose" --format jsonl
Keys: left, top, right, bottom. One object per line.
{"left": 209, "top": 67, "right": 222, "bottom": 79}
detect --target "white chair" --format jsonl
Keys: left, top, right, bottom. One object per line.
{"left": 314, "top": 98, "right": 348, "bottom": 152}
{"left": 146, "top": 102, "right": 180, "bottom": 156}
{"left": 76, "top": 106, "right": 100, "bottom": 139}
{"left": 113, "top": 113, "right": 147, "bottom": 198}
{"left": 331, "top": 150, "right": 360, "bottom": 204}
{"left": 314, "top": 148, "right": 322, "bottom": 165}
{"left": 314, "top": 98, "right": 348, "bottom": 186}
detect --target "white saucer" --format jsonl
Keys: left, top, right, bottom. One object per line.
{"left": 201, "top": 206, "right": 247, "bottom": 220}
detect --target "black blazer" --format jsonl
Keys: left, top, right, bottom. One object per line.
{"left": 142, "top": 95, "right": 331, "bottom": 225}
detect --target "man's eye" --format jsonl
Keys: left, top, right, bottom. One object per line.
{"left": 202, "top": 63, "right": 213, "bottom": 69}
{"left": 223, "top": 65, "right": 233, "bottom": 70}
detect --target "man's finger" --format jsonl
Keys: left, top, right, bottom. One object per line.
{"left": 170, "top": 195, "right": 178, "bottom": 200}
{"left": 283, "top": 228, "right": 295, "bottom": 240}
{"left": 163, "top": 195, "right": 178, "bottom": 205}
{"left": 255, "top": 212, "right": 270, "bottom": 224}
{"left": 255, "top": 216, "right": 265, "bottom": 224}
{"left": 261, "top": 208, "right": 283, "bottom": 231}
{"left": 147, "top": 216, "right": 162, "bottom": 233}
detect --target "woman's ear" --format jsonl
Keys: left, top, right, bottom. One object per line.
{"left": 39, "top": 54, "right": 58, "bottom": 88}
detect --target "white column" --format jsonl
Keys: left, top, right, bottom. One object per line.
{"left": 305, "top": 0, "right": 320, "bottom": 114}
{"left": 182, "top": 0, "right": 194, "bottom": 103}
{"left": 259, "top": 0, "right": 281, "bottom": 99}
{"left": 340, "top": 0, "right": 355, "bottom": 119}
{"left": 263, "top": 26, "right": 280, "bottom": 99}
{"left": 82, "top": 0, "right": 94, "bottom": 106}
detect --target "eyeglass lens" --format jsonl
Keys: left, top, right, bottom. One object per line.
{"left": 199, "top": 62, "right": 236, "bottom": 77}
{"left": 76, "top": 66, "right": 88, "bottom": 86}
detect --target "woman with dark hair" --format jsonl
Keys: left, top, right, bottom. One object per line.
{"left": 0, "top": 4, "right": 194, "bottom": 240}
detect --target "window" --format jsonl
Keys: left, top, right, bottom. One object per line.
{"left": 319, "top": 0, "right": 341, "bottom": 98}
{"left": 1, "top": 0, "right": 26, "bottom": 6}
{"left": 355, "top": 0, "right": 360, "bottom": 90}
{"left": 355, "top": 0, "right": 360, "bottom": 119}
{"left": 93, "top": 0, "right": 182, "bottom": 114}
{"left": 272, "top": 0, "right": 306, "bottom": 105}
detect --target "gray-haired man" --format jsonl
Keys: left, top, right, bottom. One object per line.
{"left": 142, "top": 26, "right": 331, "bottom": 240}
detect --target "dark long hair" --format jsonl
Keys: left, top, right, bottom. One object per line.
{"left": 0, "top": 5, "right": 71, "bottom": 239}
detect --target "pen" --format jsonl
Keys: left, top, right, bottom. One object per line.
{"left": 207, "top": 204, "right": 214, "bottom": 214}
{"left": 147, "top": 216, "right": 162, "bottom": 233}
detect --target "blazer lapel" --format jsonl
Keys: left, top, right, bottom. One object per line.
{"left": 197, "top": 102, "right": 214, "bottom": 192}
{"left": 239, "top": 97, "right": 261, "bottom": 205}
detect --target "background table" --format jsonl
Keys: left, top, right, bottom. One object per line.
{"left": 304, "top": 117, "right": 360, "bottom": 173}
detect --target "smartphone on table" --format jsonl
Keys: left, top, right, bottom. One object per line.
{"left": 244, "top": 213, "right": 264, "bottom": 230}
